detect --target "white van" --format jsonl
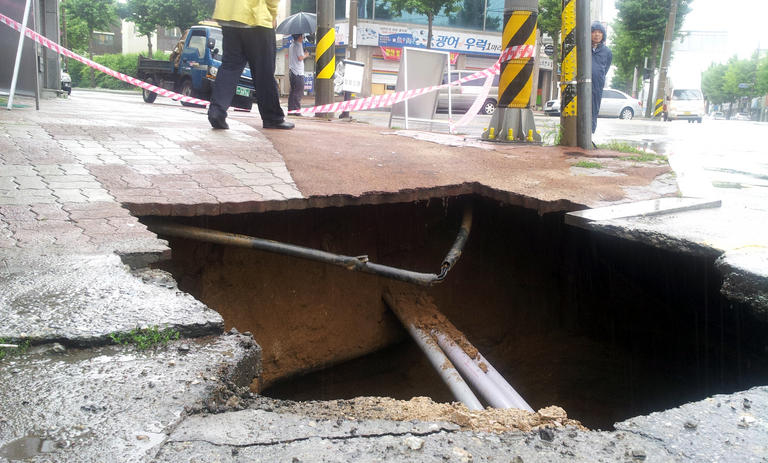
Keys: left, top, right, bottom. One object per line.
{"left": 664, "top": 88, "right": 705, "bottom": 123}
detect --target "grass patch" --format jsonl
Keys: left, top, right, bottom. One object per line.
{"left": 598, "top": 140, "right": 668, "bottom": 163}
{"left": 110, "top": 326, "right": 180, "bottom": 350}
{"left": 573, "top": 160, "right": 603, "bottom": 169}
{"left": 621, "top": 152, "right": 669, "bottom": 163}
{"left": 0, "top": 338, "right": 31, "bottom": 361}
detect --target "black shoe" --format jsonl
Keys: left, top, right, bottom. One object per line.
{"left": 263, "top": 120, "right": 295, "bottom": 130}
{"left": 208, "top": 114, "right": 229, "bottom": 130}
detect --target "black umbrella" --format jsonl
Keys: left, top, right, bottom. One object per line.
{"left": 276, "top": 12, "right": 317, "bottom": 35}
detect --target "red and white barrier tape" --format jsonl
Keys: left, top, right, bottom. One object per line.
{"left": 0, "top": 12, "right": 209, "bottom": 106}
{"left": 1, "top": 11, "right": 534, "bottom": 118}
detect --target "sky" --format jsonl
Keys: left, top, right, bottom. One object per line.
{"left": 603, "top": 0, "right": 768, "bottom": 86}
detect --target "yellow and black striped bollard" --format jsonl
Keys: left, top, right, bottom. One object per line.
{"left": 315, "top": 0, "right": 336, "bottom": 117}
{"left": 559, "top": 0, "right": 577, "bottom": 146}
{"left": 483, "top": 0, "right": 541, "bottom": 143}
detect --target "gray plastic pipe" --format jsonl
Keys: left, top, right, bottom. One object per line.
{"left": 383, "top": 294, "right": 483, "bottom": 410}
{"left": 471, "top": 350, "right": 533, "bottom": 412}
{"left": 433, "top": 331, "right": 515, "bottom": 409}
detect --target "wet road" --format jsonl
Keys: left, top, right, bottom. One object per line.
{"left": 352, "top": 108, "right": 767, "bottom": 210}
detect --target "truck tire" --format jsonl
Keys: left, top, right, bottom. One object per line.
{"left": 179, "top": 79, "right": 203, "bottom": 107}
{"left": 142, "top": 77, "right": 158, "bottom": 103}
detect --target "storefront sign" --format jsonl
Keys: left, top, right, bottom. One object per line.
{"left": 358, "top": 22, "right": 501, "bottom": 57}
{"left": 380, "top": 46, "right": 458, "bottom": 64}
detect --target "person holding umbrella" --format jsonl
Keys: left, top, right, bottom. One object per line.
{"left": 288, "top": 34, "right": 309, "bottom": 113}
{"left": 207, "top": 0, "right": 294, "bottom": 130}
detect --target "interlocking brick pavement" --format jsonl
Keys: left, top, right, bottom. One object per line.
{"left": 0, "top": 90, "right": 304, "bottom": 262}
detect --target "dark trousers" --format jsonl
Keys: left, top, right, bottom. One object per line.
{"left": 288, "top": 71, "right": 304, "bottom": 111}
{"left": 592, "top": 87, "right": 603, "bottom": 133}
{"left": 209, "top": 26, "right": 284, "bottom": 124}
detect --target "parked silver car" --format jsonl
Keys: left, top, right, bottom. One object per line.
{"left": 544, "top": 88, "right": 643, "bottom": 119}
{"left": 437, "top": 70, "right": 499, "bottom": 115}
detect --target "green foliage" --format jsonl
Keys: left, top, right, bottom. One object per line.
{"left": 758, "top": 56, "right": 768, "bottom": 95}
{"left": 62, "top": 15, "right": 91, "bottom": 53}
{"left": 537, "top": 0, "right": 561, "bottom": 59}
{"left": 62, "top": 0, "right": 119, "bottom": 42}
{"left": 573, "top": 160, "right": 603, "bottom": 168}
{"left": 125, "top": 0, "right": 161, "bottom": 56}
{"left": 110, "top": 326, "right": 180, "bottom": 350}
{"left": 153, "top": 0, "right": 215, "bottom": 31}
{"left": 0, "top": 339, "right": 31, "bottom": 361}
{"left": 702, "top": 54, "right": 764, "bottom": 106}
{"left": 611, "top": 0, "right": 693, "bottom": 94}
{"left": 68, "top": 52, "right": 169, "bottom": 89}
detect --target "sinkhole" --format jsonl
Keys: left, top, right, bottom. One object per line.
{"left": 142, "top": 195, "right": 768, "bottom": 430}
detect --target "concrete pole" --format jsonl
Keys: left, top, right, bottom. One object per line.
{"left": 338, "top": 0, "right": 358, "bottom": 119}
{"left": 575, "top": 0, "right": 591, "bottom": 149}
{"left": 315, "top": 0, "right": 336, "bottom": 118}
{"left": 654, "top": 0, "right": 679, "bottom": 119}
{"left": 529, "top": 29, "right": 542, "bottom": 109}
{"left": 7, "top": 0, "right": 33, "bottom": 110}
{"left": 632, "top": 66, "right": 639, "bottom": 99}
{"left": 348, "top": 0, "right": 357, "bottom": 61}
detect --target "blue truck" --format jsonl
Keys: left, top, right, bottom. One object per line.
{"left": 137, "top": 23, "right": 255, "bottom": 110}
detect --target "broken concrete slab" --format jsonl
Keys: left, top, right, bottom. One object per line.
{"left": 0, "top": 333, "right": 259, "bottom": 463}
{"left": 564, "top": 197, "right": 722, "bottom": 227}
{"left": 150, "top": 387, "right": 768, "bottom": 462}
{"left": 0, "top": 253, "right": 223, "bottom": 346}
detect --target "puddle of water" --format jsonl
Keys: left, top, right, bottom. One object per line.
{"left": 0, "top": 436, "right": 56, "bottom": 459}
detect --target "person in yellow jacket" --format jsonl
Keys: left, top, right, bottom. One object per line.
{"left": 207, "top": 0, "right": 294, "bottom": 130}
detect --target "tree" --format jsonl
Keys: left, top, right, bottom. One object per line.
{"left": 62, "top": 0, "right": 119, "bottom": 87}
{"left": 125, "top": 0, "right": 160, "bottom": 57}
{"left": 537, "top": 0, "right": 562, "bottom": 97}
{"left": 388, "top": 0, "right": 462, "bottom": 49}
{"left": 701, "top": 62, "right": 727, "bottom": 105}
{"left": 611, "top": 0, "right": 692, "bottom": 109}
{"left": 757, "top": 55, "right": 768, "bottom": 95}
{"left": 153, "top": 0, "right": 215, "bottom": 31}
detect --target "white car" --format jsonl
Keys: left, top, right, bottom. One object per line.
{"left": 436, "top": 70, "right": 499, "bottom": 116}
{"left": 544, "top": 88, "right": 643, "bottom": 120}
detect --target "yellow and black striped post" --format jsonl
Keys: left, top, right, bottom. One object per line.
{"left": 315, "top": 0, "right": 335, "bottom": 117}
{"left": 482, "top": 0, "right": 541, "bottom": 143}
{"left": 653, "top": 98, "right": 664, "bottom": 119}
{"left": 559, "top": 0, "right": 577, "bottom": 146}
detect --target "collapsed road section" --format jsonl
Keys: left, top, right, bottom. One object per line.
{"left": 143, "top": 194, "right": 768, "bottom": 431}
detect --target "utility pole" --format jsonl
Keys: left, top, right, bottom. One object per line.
{"left": 644, "top": 43, "right": 658, "bottom": 118}
{"left": 338, "top": 0, "right": 357, "bottom": 119}
{"left": 315, "top": 0, "right": 335, "bottom": 118}
{"left": 560, "top": 0, "right": 577, "bottom": 146}
{"left": 654, "top": 0, "right": 679, "bottom": 119}
{"left": 575, "top": 0, "right": 591, "bottom": 150}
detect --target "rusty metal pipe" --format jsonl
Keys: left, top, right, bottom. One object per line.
{"left": 148, "top": 205, "right": 472, "bottom": 287}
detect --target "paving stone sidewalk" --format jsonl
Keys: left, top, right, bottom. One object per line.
{"left": 0, "top": 92, "right": 301, "bottom": 261}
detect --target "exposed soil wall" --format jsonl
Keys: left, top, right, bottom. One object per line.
{"left": 148, "top": 195, "right": 768, "bottom": 429}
